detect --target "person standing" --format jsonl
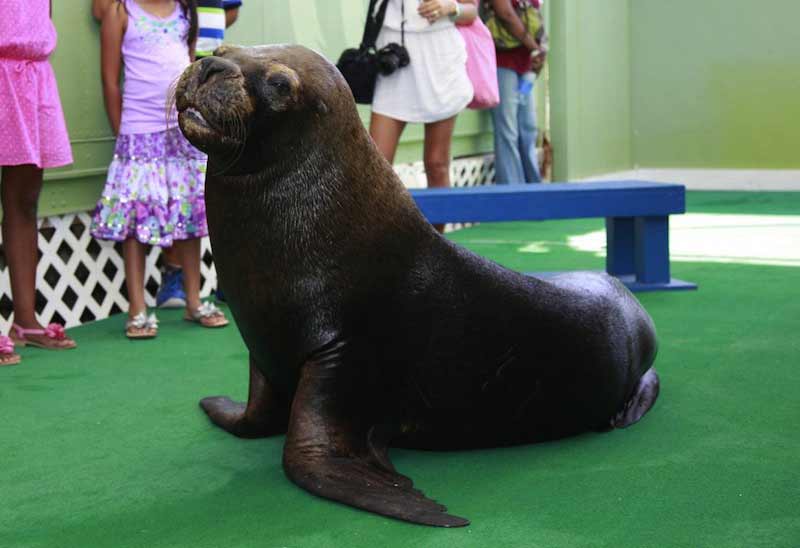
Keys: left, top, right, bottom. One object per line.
{"left": 93, "top": 0, "right": 242, "bottom": 308}
{"left": 91, "top": 0, "right": 228, "bottom": 339}
{"left": 195, "top": 0, "right": 241, "bottom": 58}
{"left": 1, "top": 0, "right": 77, "bottom": 366}
{"left": 487, "top": 0, "right": 547, "bottom": 184}
{"left": 369, "top": 0, "right": 477, "bottom": 233}
{"left": 157, "top": 0, "right": 242, "bottom": 305}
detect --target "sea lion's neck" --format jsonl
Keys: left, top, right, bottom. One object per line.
{"left": 208, "top": 116, "right": 360, "bottom": 229}
{"left": 217, "top": 110, "right": 386, "bottom": 196}
{"left": 206, "top": 107, "right": 422, "bottom": 261}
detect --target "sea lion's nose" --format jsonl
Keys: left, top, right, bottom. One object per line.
{"left": 198, "top": 56, "right": 235, "bottom": 86}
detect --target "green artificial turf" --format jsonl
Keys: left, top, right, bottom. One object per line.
{"left": 2, "top": 191, "right": 799, "bottom": 547}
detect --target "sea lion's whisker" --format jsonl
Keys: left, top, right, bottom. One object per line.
{"left": 165, "top": 77, "right": 181, "bottom": 129}
{"left": 209, "top": 109, "right": 247, "bottom": 176}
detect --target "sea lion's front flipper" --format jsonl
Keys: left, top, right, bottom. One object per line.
{"left": 200, "top": 355, "right": 289, "bottom": 438}
{"left": 282, "top": 343, "right": 470, "bottom": 528}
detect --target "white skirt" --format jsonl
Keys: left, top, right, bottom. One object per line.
{"left": 372, "top": 26, "right": 474, "bottom": 124}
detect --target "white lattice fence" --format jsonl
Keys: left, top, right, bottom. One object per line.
{"left": 394, "top": 154, "right": 495, "bottom": 189}
{"left": 0, "top": 212, "right": 216, "bottom": 334}
{"left": 0, "top": 155, "right": 493, "bottom": 333}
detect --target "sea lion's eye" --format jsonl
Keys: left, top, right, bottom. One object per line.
{"left": 269, "top": 75, "right": 291, "bottom": 96}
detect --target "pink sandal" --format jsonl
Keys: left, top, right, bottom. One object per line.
{"left": 10, "top": 323, "right": 77, "bottom": 350}
{"left": 0, "top": 335, "right": 21, "bottom": 366}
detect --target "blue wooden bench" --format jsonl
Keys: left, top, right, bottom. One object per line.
{"left": 409, "top": 181, "right": 697, "bottom": 292}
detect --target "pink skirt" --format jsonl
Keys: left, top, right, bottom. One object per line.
{"left": 0, "top": 57, "right": 72, "bottom": 168}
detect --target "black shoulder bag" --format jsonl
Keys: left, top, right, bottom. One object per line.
{"left": 336, "top": 0, "right": 409, "bottom": 104}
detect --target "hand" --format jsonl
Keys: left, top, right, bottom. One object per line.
{"left": 531, "top": 50, "right": 547, "bottom": 74}
{"left": 418, "top": 0, "right": 456, "bottom": 23}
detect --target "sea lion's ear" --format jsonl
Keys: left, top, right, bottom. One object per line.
{"left": 315, "top": 99, "right": 329, "bottom": 115}
{"left": 213, "top": 44, "right": 241, "bottom": 57}
{"left": 263, "top": 64, "right": 302, "bottom": 112}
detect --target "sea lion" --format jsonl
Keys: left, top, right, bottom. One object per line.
{"left": 174, "top": 44, "right": 660, "bottom": 528}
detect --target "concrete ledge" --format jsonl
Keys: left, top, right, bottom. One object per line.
{"left": 582, "top": 169, "right": 800, "bottom": 191}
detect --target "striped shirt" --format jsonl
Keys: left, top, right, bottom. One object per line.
{"left": 196, "top": 0, "right": 242, "bottom": 58}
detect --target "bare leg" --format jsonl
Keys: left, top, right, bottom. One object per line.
{"left": 123, "top": 238, "right": 157, "bottom": 337}
{"left": 2, "top": 165, "right": 43, "bottom": 327}
{"left": 120, "top": 237, "right": 159, "bottom": 338}
{"left": 122, "top": 238, "right": 148, "bottom": 317}
{"left": 369, "top": 112, "right": 406, "bottom": 164}
{"left": 199, "top": 355, "right": 289, "bottom": 438}
{"left": 1, "top": 165, "right": 74, "bottom": 348}
{"left": 174, "top": 237, "right": 228, "bottom": 326}
{"left": 423, "top": 116, "right": 457, "bottom": 233}
{"left": 173, "top": 238, "right": 202, "bottom": 312}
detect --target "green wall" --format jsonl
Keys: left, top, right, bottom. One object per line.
{"left": 41, "top": 1, "right": 116, "bottom": 217}
{"left": 13, "top": 1, "right": 799, "bottom": 217}
{"left": 550, "top": 0, "right": 800, "bottom": 179}
{"left": 32, "top": 1, "right": 495, "bottom": 218}
{"left": 549, "top": 0, "right": 632, "bottom": 180}
{"left": 630, "top": 0, "right": 800, "bottom": 169}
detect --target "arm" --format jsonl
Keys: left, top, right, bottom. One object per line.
{"left": 453, "top": 0, "right": 477, "bottom": 25}
{"left": 225, "top": 7, "right": 240, "bottom": 28}
{"left": 418, "top": 0, "right": 477, "bottom": 25}
{"left": 530, "top": 15, "right": 548, "bottom": 74}
{"left": 92, "top": 0, "right": 115, "bottom": 22}
{"left": 100, "top": 4, "right": 126, "bottom": 135}
{"left": 489, "top": 0, "right": 539, "bottom": 51}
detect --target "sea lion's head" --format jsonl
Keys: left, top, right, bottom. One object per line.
{"left": 175, "top": 44, "right": 356, "bottom": 170}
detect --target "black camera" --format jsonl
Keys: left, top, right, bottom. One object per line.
{"left": 376, "top": 43, "right": 410, "bottom": 76}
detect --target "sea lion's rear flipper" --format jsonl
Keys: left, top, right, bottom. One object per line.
{"left": 612, "top": 367, "right": 660, "bottom": 428}
{"left": 199, "top": 355, "right": 289, "bottom": 438}
{"left": 282, "top": 346, "right": 470, "bottom": 528}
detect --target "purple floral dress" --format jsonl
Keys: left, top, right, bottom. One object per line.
{"left": 91, "top": 0, "right": 207, "bottom": 247}
{"left": 91, "top": 130, "right": 207, "bottom": 246}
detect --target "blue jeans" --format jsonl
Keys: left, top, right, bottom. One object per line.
{"left": 491, "top": 68, "right": 542, "bottom": 184}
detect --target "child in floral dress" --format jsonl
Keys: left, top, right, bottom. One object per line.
{"left": 1, "top": 0, "right": 77, "bottom": 366}
{"left": 94, "top": 0, "right": 243, "bottom": 309}
{"left": 91, "top": 0, "right": 227, "bottom": 338}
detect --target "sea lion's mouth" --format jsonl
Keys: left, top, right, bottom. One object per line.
{"left": 185, "top": 107, "right": 210, "bottom": 129}
{"left": 174, "top": 54, "right": 256, "bottom": 156}
{"left": 178, "top": 102, "right": 246, "bottom": 152}
{"left": 178, "top": 105, "right": 217, "bottom": 136}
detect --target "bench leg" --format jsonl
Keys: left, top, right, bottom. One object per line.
{"left": 634, "top": 216, "right": 670, "bottom": 284}
{"left": 606, "top": 217, "right": 635, "bottom": 277}
{"left": 605, "top": 215, "right": 693, "bottom": 291}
